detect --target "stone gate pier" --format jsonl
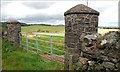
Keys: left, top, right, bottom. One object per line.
{"left": 64, "top": 4, "right": 120, "bottom": 71}
{"left": 64, "top": 4, "right": 99, "bottom": 70}
{"left": 6, "top": 20, "right": 21, "bottom": 46}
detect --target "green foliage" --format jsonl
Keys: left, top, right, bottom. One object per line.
{"left": 37, "top": 29, "right": 41, "bottom": 32}
{"left": 2, "top": 39, "right": 22, "bottom": 53}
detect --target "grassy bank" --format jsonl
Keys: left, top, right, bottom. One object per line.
{"left": 2, "top": 39, "right": 64, "bottom": 70}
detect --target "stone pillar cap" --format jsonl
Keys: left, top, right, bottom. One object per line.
{"left": 64, "top": 4, "right": 99, "bottom": 16}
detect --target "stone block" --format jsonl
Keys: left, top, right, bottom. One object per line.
{"left": 102, "top": 62, "right": 115, "bottom": 69}
{"left": 67, "top": 43, "right": 76, "bottom": 48}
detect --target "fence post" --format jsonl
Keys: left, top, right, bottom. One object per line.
{"left": 50, "top": 35, "right": 53, "bottom": 60}
{"left": 19, "top": 33, "right": 22, "bottom": 47}
{"left": 26, "top": 33, "right": 28, "bottom": 51}
{"left": 36, "top": 34, "right": 38, "bottom": 54}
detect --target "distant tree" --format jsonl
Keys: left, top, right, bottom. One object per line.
{"left": 37, "top": 29, "right": 41, "bottom": 32}
{"left": 46, "top": 31, "right": 49, "bottom": 33}
{"left": 41, "top": 31, "right": 45, "bottom": 32}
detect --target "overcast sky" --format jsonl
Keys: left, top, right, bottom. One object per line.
{"left": 1, "top": 0, "right": 119, "bottom": 27}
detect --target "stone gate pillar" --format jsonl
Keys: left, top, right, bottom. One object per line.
{"left": 64, "top": 4, "right": 99, "bottom": 70}
{"left": 7, "top": 21, "right": 21, "bottom": 46}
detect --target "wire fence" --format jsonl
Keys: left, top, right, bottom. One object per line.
{"left": 20, "top": 32, "right": 65, "bottom": 63}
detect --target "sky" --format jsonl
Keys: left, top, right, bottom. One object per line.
{"left": 1, "top": 0, "right": 119, "bottom": 27}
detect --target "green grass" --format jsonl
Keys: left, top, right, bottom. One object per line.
{"left": 22, "top": 35, "right": 64, "bottom": 55}
{"left": 2, "top": 39, "right": 64, "bottom": 70}
{"left": 21, "top": 26, "right": 65, "bottom": 33}
{"left": 35, "top": 35, "right": 64, "bottom": 43}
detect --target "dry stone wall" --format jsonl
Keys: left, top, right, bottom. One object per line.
{"left": 64, "top": 4, "right": 120, "bottom": 71}
{"left": 80, "top": 31, "right": 120, "bottom": 71}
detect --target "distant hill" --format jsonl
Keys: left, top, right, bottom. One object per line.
{"left": 27, "top": 24, "right": 64, "bottom": 26}
{"left": 98, "top": 26, "right": 120, "bottom": 29}
{"left": 0, "top": 22, "right": 29, "bottom": 27}
{"left": 28, "top": 24, "right": 51, "bottom": 26}
{"left": 0, "top": 22, "right": 7, "bottom": 28}
{"left": 0, "top": 22, "right": 65, "bottom": 27}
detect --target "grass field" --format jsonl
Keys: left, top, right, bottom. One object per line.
{"left": 21, "top": 26, "right": 65, "bottom": 33}
{"left": 2, "top": 39, "right": 64, "bottom": 70}
{"left": 22, "top": 34, "right": 64, "bottom": 55}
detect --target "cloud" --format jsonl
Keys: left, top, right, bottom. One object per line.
{"left": 99, "top": 22, "right": 119, "bottom": 27}
{"left": 21, "top": 13, "right": 63, "bottom": 23}
{"left": 87, "top": 1, "right": 118, "bottom": 27}
{"left": 1, "top": 1, "right": 64, "bottom": 24}
{"left": 1, "top": 1, "right": 10, "bottom": 7}
{"left": 1, "top": 2, "right": 35, "bottom": 19}
{"left": 22, "top": 2, "right": 55, "bottom": 9}
{"left": 88, "top": 1, "right": 118, "bottom": 12}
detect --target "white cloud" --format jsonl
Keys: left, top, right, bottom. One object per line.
{"left": 22, "top": 2, "right": 55, "bottom": 9}
{"left": 99, "top": 4, "right": 118, "bottom": 22}
{"left": 2, "top": 2, "right": 35, "bottom": 19}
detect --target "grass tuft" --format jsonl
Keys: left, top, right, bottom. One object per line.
{"left": 2, "top": 39, "right": 64, "bottom": 70}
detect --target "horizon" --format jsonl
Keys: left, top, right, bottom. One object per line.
{"left": 1, "top": 21, "right": 119, "bottom": 28}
